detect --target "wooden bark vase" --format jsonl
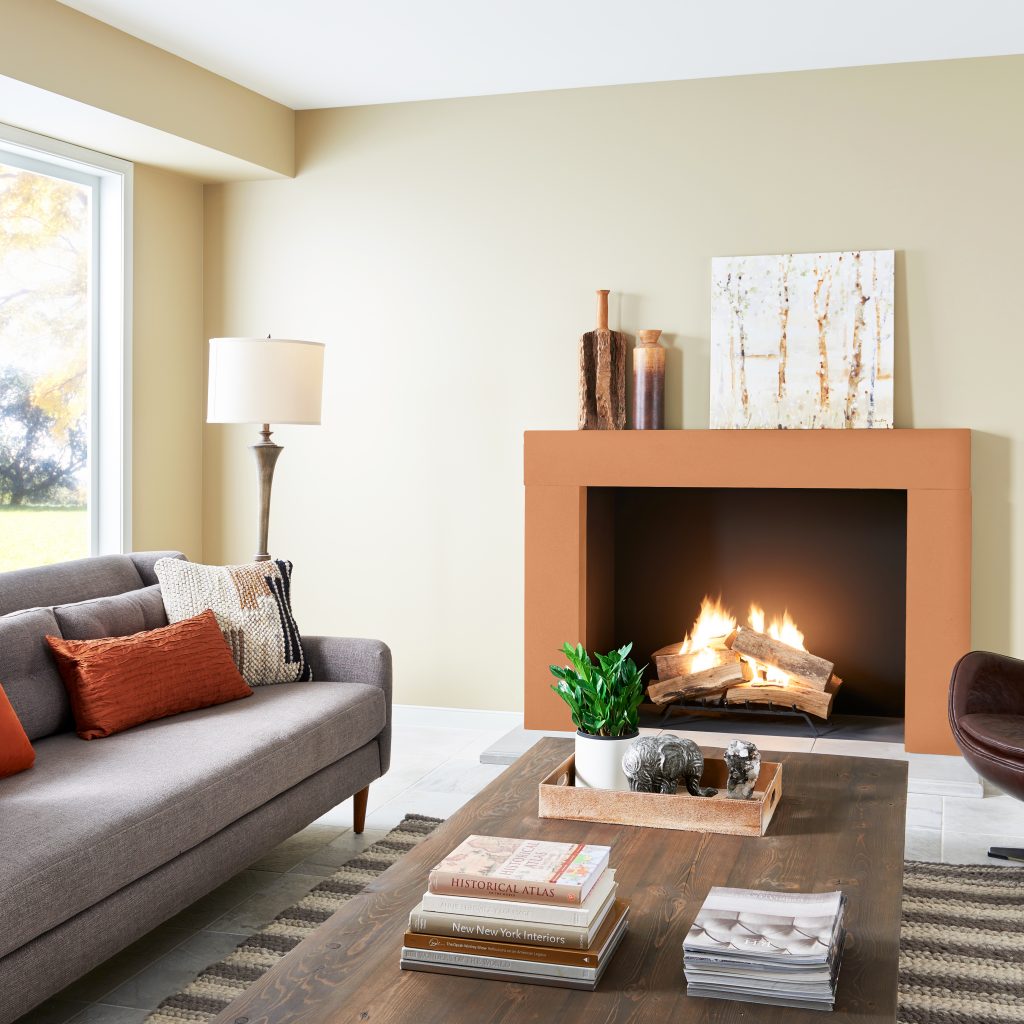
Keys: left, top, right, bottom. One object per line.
{"left": 578, "top": 289, "right": 626, "bottom": 430}
{"left": 632, "top": 329, "right": 665, "bottom": 430}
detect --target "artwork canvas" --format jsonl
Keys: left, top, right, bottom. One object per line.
{"left": 711, "top": 250, "right": 894, "bottom": 429}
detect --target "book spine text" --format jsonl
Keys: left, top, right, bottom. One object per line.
{"left": 409, "top": 909, "right": 592, "bottom": 949}
{"left": 427, "top": 870, "right": 583, "bottom": 905}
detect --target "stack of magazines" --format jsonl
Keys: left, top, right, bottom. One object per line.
{"left": 683, "top": 887, "right": 847, "bottom": 1011}
{"left": 401, "top": 834, "right": 627, "bottom": 990}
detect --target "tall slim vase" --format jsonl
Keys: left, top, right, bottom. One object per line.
{"left": 632, "top": 329, "right": 665, "bottom": 430}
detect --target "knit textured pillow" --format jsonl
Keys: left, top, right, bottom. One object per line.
{"left": 155, "top": 558, "right": 311, "bottom": 685}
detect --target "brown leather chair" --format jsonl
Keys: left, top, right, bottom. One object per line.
{"left": 948, "top": 651, "right": 1024, "bottom": 862}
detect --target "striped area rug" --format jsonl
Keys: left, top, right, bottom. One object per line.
{"left": 145, "top": 814, "right": 444, "bottom": 1024}
{"left": 899, "top": 859, "right": 1024, "bottom": 1024}
{"left": 147, "top": 828, "right": 1024, "bottom": 1024}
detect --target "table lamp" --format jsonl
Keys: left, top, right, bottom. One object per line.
{"left": 207, "top": 337, "right": 325, "bottom": 562}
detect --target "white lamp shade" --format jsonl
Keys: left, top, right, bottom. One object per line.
{"left": 207, "top": 338, "right": 325, "bottom": 425}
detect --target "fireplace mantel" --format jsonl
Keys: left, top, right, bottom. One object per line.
{"left": 524, "top": 429, "right": 971, "bottom": 754}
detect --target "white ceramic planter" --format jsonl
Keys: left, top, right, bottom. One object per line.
{"left": 574, "top": 730, "right": 639, "bottom": 791}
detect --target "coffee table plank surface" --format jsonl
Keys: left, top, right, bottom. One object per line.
{"left": 213, "top": 738, "right": 907, "bottom": 1024}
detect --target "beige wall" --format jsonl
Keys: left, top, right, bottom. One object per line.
{"left": 203, "top": 56, "right": 1023, "bottom": 711}
{"left": 132, "top": 165, "right": 204, "bottom": 558}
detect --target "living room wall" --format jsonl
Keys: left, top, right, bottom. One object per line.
{"left": 203, "top": 56, "right": 1022, "bottom": 712}
{"left": 132, "top": 165, "right": 204, "bottom": 557}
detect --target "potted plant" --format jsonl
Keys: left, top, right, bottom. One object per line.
{"left": 549, "top": 642, "right": 647, "bottom": 791}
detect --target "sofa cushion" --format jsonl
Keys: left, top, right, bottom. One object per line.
{"left": 0, "top": 680, "right": 386, "bottom": 958}
{"left": 47, "top": 610, "right": 253, "bottom": 739}
{"left": 0, "top": 555, "right": 145, "bottom": 616}
{"left": 960, "top": 712, "right": 1024, "bottom": 759}
{"left": 54, "top": 584, "right": 168, "bottom": 640}
{"left": 0, "top": 683, "right": 35, "bottom": 778}
{"left": 0, "top": 608, "right": 72, "bottom": 740}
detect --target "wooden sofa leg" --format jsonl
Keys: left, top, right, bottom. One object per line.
{"left": 354, "top": 786, "right": 369, "bottom": 834}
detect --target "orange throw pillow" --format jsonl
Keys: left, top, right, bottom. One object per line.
{"left": 0, "top": 684, "right": 35, "bottom": 778}
{"left": 46, "top": 609, "right": 253, "bottom": 740}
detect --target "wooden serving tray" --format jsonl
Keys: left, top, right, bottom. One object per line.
{"left": 537, "top": 754, "right": 782, "bottom": 836}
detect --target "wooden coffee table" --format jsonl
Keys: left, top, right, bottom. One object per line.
{"left": 215, "top": 738, "right": 907, "bottom": 1023}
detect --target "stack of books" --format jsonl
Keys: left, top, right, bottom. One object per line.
{"left": 401, "top": 834, "right": 627, "bottom": 990}
{"left": 683, "top": 887, "right": 847, "bottom": 1011}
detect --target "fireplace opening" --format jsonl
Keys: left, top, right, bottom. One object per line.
{"left": 586, "top": 487, "right": 907, "bottom": 718}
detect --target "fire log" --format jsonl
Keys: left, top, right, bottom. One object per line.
{"left": 723, "top": 676, "right": 842, "bottom": 720}
{"left": 726, "top": 627, "right": 834, "bottom": 691}
{"left": 647, "top": 662, "right": 749, "bottom": 705}
{"left": 654, "top": 648, "right": 741, "bottom": 680}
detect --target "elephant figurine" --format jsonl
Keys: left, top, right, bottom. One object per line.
{"left": 621, "top": 735, "right": 717, "bottom": 797}
{"left": 724, "top": 738, "right": 761, "bottom": 799}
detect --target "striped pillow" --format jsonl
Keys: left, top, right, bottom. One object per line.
{"left": 155, "top": 558, "right": 311, "bottom": 685}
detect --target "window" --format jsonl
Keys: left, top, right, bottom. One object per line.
{"left": 0, "top": 125, "right": 131, "bottom": 571}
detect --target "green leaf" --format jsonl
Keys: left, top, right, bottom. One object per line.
{"left": 549, "top": 639, "right": 647, "bottom": 736}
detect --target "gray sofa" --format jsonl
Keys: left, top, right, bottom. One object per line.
{"left": 0, "top": 551, "right": 392, "bottom": 1023}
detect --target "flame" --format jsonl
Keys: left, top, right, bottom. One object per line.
{"left": 679, "top": 597, "right": 807, "bottom": 687}
{"left": 679, "top": 596, "right": 736, "bottom": 657}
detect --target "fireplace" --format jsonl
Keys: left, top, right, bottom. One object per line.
{"left": 604, "top": 486, "right": 906, "bottom": 718}
{"left": 524, "top": 430, "right": 971, "bottom": 754}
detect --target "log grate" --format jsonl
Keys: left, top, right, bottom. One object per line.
{"left": 657, "top": 695, "right": 825, "bottom": 738}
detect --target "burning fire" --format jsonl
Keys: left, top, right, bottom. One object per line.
{"left": 677, "top": 596, "right": 807, "bottom": 686}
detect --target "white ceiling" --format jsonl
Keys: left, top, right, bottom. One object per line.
{"left": 59, "top": 0, "right": 1024, "bottom": 110}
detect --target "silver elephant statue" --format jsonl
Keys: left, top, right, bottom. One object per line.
{"left": 621, "top": 735, "right": 717, "bottom": 797}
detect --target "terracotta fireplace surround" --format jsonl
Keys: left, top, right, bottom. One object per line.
{"left": 524, "top": 429, "right": 971, "bottom": 755}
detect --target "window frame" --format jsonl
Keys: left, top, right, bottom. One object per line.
{"left": 0, "top": 123, "right": 133, "bottom": 555}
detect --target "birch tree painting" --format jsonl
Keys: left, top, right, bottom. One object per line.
{"left": 710, "top": 250, "right": 894, "bottom": 429}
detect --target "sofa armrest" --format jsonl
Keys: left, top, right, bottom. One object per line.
{"left": 304, "top": 636, "right": 392, "bottom": 773}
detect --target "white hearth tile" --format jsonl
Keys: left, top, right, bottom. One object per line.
{"left": 907, "top": 752, "right": 976, "bottom": 781}
{"left": 941, "top": 830, "right": 1024, "bottom": 865}
{"left": 906, "top": 753, "right": 983, "bottom": 798}
{"left": 811, "top": 739, "right": 906, "bottom": 760}
{"left": 817, "top": 716, "right": 904, "bottom": 743}
{"left": 664, "top": 729, "right": 815, "bottom": 753}
{"left": 730, "top": 734, "right": 815, "bottom": 753}
{"left": 906, "top": 794, "right": 943, "bottom": 831}
{"left": 904, "top": 828, "right": 942, "bottom": 861}
{"left": 943, "top": 791, "right": 1024, "bottom": 836}
{"left": 908, "top": 778, "right": 984, "bottom": 798}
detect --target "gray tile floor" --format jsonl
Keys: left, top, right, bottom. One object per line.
{"left": 16, "top": 709, "right": 1023, "bottom": 1024}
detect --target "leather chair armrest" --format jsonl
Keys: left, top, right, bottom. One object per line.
{"left": 950, "top": 650, "right": 1024, "bottom": 722}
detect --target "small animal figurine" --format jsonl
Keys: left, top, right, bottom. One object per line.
{"left": 724, "top": 739, "right": 761, "bottom": 800}
{"left": 621, "top": 735, "right": 718, "bottom": 797}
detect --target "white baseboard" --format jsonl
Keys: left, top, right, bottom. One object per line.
{"left": 392, "top": 704, "right": 523, "bottom": 732}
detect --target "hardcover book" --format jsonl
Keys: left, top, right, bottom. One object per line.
{"left": 399, "top": 959, "right": 604, "bottom": 991}
{"left": 420, "top": 870, "right": 617, "bottom": 926}
{"left": 428, "top": 835, "right": 610, "bottom": 905}
{"left": 408, "top": 889, "right": 616, "bottom": 949}
{"left": 400, "top": 908, "right": 628, "bottom": 989}
{"left": 404, "top": 900, "right": 627, "bottom": 968}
